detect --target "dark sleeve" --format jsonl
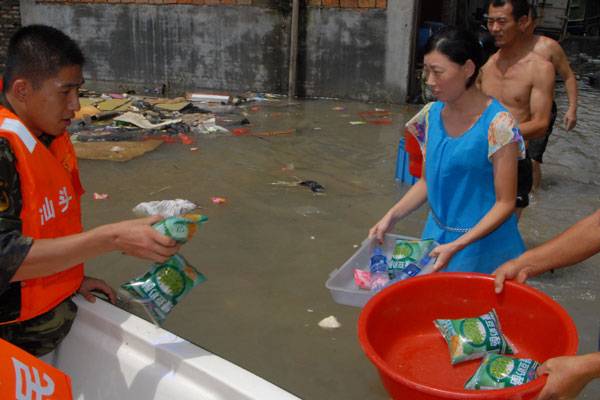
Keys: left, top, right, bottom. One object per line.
{"left": 0, "top": 137, "right": 33, "bottom": 295}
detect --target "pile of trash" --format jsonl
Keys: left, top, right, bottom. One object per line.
{"left": 69, "top": 90, "right": 288, "bottom": 160}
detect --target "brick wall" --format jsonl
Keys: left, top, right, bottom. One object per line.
{"left": 0, "top": 0, "right": 22, "bottom": 73}
{"left": 35, "top": 0, "right": 386, "bottom": 8}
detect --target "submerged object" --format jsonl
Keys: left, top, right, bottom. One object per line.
{"left": 299, "top": 180, "right": 325, "bottom": 193}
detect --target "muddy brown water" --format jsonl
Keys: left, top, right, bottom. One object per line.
{"left": 81, "top": 80, "right": 600, "bottom": 399}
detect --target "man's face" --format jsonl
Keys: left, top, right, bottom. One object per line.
{"left": 487, "top": 4, "right": 523, "bottom": 48}
{"left": 24, "top": 65, "right": 83, "bottom": 137}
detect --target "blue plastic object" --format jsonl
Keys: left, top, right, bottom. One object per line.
{"left": 395, "top": 138, "right": 417, "bottom": 185}
{"left": 369, "top": 247, "right": 388, "bottom": 274}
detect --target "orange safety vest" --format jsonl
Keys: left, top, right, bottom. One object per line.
{"left": 0, "top": 106, "right": 85, "bottom": 324}
{"left": 0, "top": 338, "right": 73, "bottom": 399}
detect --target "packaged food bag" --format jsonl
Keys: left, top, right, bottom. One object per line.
{"left": 120, "top": 254, "right": 206, "bottom": 325}
{"left": 152, "top": 213, "right": 208, "bottom": 244}
{"left": 434, "top": 309, "right": 516, "bottom": 365}
{"left": 465, "top": 354, "right": 540, "bottom": 390}
{"left": 388, "top": 238, "right": 437, "bottom": 279}
{"left": 353, "top": 269, "right": 372, "bottom": 290}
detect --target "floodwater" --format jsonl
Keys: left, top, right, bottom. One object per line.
{"left": 80, "top": 79, "right": 600, "bottom": 399}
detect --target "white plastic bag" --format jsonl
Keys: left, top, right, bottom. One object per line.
{"left": 132, "top": 199, "right": 198, "bottom": 218}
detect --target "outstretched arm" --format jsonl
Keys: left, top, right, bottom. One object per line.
{"left": 494, "top": 209, "right": 600, "bottom": 293}
{"left": 11, "top": 216, "right": 179, "bottom": 281}
{"left": 369, "top": 178, "right": 428, "bottom": 243}
{"left": 550, "top": 40, "right": 578, "bottom": 131}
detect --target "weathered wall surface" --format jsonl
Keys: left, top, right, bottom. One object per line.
{"left": 19, "top": 0, "right": 417, "bottom": 102}
{"left": 563, "top": 36, "right": 600, "bottom": 58}
{"left": 0, "top": 0, "right": 21, "bottom": 73}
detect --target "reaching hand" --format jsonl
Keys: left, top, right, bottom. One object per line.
{"left": 428, "top": 242, "right": 462, "bottom": 272}
{"left": 493, "top": 259, "right": 532, "bottom": 294}
{"left": 78, "top": 276, "right": 117, "bottom": 304}
{"left": 537, "top": 355, "right": 598, "bottom": 400}
{"left": 368, "top": 215, "right": 395, "bottom": 244}
{"left": 110, "top": 216, "right": 180, "bottom": 263}
{"left": 564, "top": 109, "right": 577, "bottom": 132}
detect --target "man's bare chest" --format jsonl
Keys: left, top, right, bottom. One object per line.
{"left": 481, "top": 67, "right": 533, "bottom": 110}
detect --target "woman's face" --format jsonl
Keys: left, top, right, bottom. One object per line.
{"left": 423, "top": 50, "right": 473, "bottom": 103}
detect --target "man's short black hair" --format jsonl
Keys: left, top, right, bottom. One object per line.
{"left": 488, "top": 0, "right": 531, "bottom": 21}
{"left": 2, "top": 25, "right": 85, "bottom": 94}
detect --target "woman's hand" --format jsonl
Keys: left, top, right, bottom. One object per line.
{"left": 429, "top": 241, "right": 464, "bottom": 271}
{"left": 368, "top": 214, "right": 396, "bottom": 244}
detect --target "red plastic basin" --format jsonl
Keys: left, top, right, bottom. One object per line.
{"left": 358, "top": 273, "right": 578, "bottom": 400}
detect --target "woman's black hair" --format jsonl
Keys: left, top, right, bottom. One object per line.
{"left": 424, "top": 27, "right": 484, "bottom": 89}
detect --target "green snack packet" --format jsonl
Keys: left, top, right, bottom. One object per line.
{"left": 152, "top": 213, "right": 208, "bottom": 244}
{"left": 465, "top": 354, "right": 540, "bottom": 390}
{"left": 434, "top": 309, "right": 515, "bottom": 365}
{"left": 120, "top": 254, "right": 206, "bottom": 325}
{"left": 389, "top": 238, "right": 436, "bottom": 277}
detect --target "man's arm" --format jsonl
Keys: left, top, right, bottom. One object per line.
{"left": 12, "top": 216, "right": 179, "bottom": 281}
{"left": 0, "top": 138, "right": 32, "bottom": 294}
{"left": 494, "top": 209, "right": 600, "bottom": 293}
{"left": 537, "top": 353, "right": 600, "bottom": 400}
{"left": 548, "top": 40, "right": 578, "bottom": 131}
{"left": 517, "top": 59, "right": 555, "bottom": 140}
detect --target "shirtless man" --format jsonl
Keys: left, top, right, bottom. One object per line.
{"left": 479, "top": 0, "right": 555, "bottom": 217}
{"left": 526, "top": 7, "right": 578, "bottom": 191}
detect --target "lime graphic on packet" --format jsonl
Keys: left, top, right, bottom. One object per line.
{"left": 465, "top": 354, "right": 539, "bottom": 390}
{"left": 155, "top": 265, "right": 186, "bottom": 297}
{"left": 388, "top": 238, "right": 437, "bottom": 278}
{"left": 434, "top": 309, "right": 515, "bottom": 364}
{"left": 461, "top": 318, "right": 487, "bottom": 346}
{"left": 488, "top": 356, "right": 515, "bottom": 380}
{"left": 121, "top": 254, "right": 206, "bottom": 326}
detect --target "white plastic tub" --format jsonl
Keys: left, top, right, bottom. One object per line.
{"left": 325, "top": 233, "right": 419, "bottom": 308}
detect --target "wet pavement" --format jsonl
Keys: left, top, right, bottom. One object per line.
{"left": 79, "top": 79, "right": 600, "bottom": 399}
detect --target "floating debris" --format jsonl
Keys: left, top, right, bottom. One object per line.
{"left": 318, "top": 316, "right": 341, "bottom": 330}
{"left": 299, "top": 180, "right": 325, "bottom": 193}
{"left": 251, "top": 129, "right": 294, "bottom": 137}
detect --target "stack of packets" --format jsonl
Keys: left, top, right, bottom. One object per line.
{"left": 354, "top": 238, "right": 438, "bottom": 291}
{"left": 434, "top": 309, "right": 540, "bottom": 390}
{"left": 120, "top": 214, "right": 208, "bottom": 326}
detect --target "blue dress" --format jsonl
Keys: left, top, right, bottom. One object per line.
{"left": 406, "top": 99, "right": 526, "bottom": 273}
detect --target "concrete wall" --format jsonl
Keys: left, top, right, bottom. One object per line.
{"left": 562, "top": 36, "right": 600, "bottom": 58}
{"left": 0, "top": 0, "right": 21, "bottom": 73}
{"left": 19, "top": 0, "right": 417, "bottom": 102}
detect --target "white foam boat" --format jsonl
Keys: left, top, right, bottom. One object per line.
{"left": 42, "top": 296, "right": 300, "bottom": 400}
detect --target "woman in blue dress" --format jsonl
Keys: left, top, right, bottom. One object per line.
{"left": 369, "top": 27, "right": 526, "bottom": 274}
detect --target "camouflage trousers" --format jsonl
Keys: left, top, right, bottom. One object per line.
{"left": 0, "top": 298, "right": 78, "bottom": 357}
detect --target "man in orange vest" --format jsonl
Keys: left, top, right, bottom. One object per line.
{"left": 0, "top": 25, "right": 179, "bottom": 356}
